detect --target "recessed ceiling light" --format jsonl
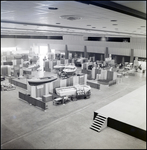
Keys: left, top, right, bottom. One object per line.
{"left": 112, "top": 24, "right": 118, "bottom": 25}
{"left": 48, "top": 7, "right": 58, "bottom": 10}
{"left": 111, "top": 20, "right": 117, "bottom": 22}
{"left": 60, "top": 15, "right": 82, "bottom": 20}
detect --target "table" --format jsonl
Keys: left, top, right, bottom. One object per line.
{"left": 53, "top": 97, "right": 63, "bottom": 105}
{"left": 42, "top": 94, "right": 52, "bottom": 102}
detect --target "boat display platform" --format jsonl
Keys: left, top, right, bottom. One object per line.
{"left": 94, "top": 85, "right": 146, "bottom": 141}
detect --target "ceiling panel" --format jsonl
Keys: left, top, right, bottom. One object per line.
{"left": 112, "top": 1, "right": 146, "bottom": 13}
{"left": 1, "top": 1, "right": 146, "bottom": 37}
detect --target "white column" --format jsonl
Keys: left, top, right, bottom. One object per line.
{"left": 113, "top": 72, "right": 117, "bottom": 80}
{"left": 27, "top": 81, "right": 31, "bottom": 93}
{"left": 48, "top": 82, "right": 53, "bottom": 93}
{"left": 65, "top": 59, "right": 68, "bottom": 65}
{"left": 44, "top": 83, "right": 49, "bottom": 95}
{"left": 60, "top": 79, "right": 67, "bottom": 87}
{"left": 7, "top": 66, "right": 11, "bottom": 76}
{"left": 92, "top": 67, "right": 95, "bottom": 79}
{"left": 19, "top": 68, "right": 23, "bottom": 76}
{"left": 84, "top": 74, "right": 87, "bottom": 85}
{"left": 57, "top": 60, "right": 61, "bottom": 65}
{"left": 31, "top": 86, "right": 36, "bottom": 98}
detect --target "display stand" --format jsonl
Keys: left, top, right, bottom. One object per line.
{"left": 76, "top": 87, "right": 86, "bottom": 99}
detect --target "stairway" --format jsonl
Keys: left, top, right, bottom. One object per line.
{"left": 90, "top": 114, "right": 107, "bottom": 132}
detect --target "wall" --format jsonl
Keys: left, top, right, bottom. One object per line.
{"left": 1, "top": 35, "right": 146, "bottom": 58}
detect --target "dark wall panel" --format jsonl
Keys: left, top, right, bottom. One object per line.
{"left": 1, "top": 35, "right": 63, "bottom": 40}
{"left": 108, "top": 117, "right": 146, "bottom": 141}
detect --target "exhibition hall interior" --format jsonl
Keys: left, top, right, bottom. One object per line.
{"left": 1, "top": 1, "right": 146, "bottom": 149}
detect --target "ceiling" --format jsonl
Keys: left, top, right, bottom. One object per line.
{"left": 1, "top": 1, "right": 146, "bottom": 37}
{"left": 111, "top": 1, "right": 146, "bottom": 13}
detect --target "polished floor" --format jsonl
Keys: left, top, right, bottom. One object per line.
{"left": 1, "top": 69, "right": 146, "bottom": 149}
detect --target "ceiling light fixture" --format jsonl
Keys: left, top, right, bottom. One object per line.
{"left": 48, "top": 7, "right": 58, "bottom": 10}
{"left": 60, "top": 15, "right": 82, "bottom": 21}
{"left": 111, "top": 20, "right": 117, "bottom": 22}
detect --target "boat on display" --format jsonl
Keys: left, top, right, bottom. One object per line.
{"left": 54, "top": 63, "right": 77, "bottom": 76}
{"left": 54, "top": 64, "right": 66, "bottom": 70}
{"left": 27, "top": 76, "right": 57, "bottom": 86}
{"left": 62, "top": 65, "right": 77, "bottom": 75}
{"left": 55, "top": 84, "right": 91, "bottom": 97}
{"left": 28, "top": 64, "right": 40, "bottom": 70}
{"left": 14, "top": 54, "right": 23, "bottom": 59}
{"left": 23, "top": 61, "right": 30, "bottom": 67}
{"left": 75, "top": 57, "right": 87, "bottom": 66}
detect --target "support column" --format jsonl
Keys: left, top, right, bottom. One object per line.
{"left": 65, "top": 45, "right": 69, "bottom": 59}
{"left": 130, "top": 49, "right": 134, "bottom": 63}
{"left": 104, "top": 47, "right": 109, "bottom": 60}
{"left": 122, "top": 56, "right": 125, "bottom": 65}
{"left": 48, "top": 44, "right": 51, "bottom": 53}
{"left": 100, "top": 54, "right": 103, "bottom": 61}
{"left": 84, "top": 45, "right": 88, "bottom": 58}
{"left": 114, "top": 55, "right": 117, "bottom": 64}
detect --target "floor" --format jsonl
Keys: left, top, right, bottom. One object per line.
{"left": 1, "top": 68, "right": 146, "bottom": 149}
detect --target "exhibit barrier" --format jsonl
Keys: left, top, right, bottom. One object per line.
{"left": 1, "top": 65, "right": 12, "bottom": 76}
{"left": 44, "top": 58, "right": 75, "bottom": 72}
{"left": 19, "top": 92, "right": 48, "bottom": 111}
{"left": 29, "top": 74, "right": 87, "bottom": 98}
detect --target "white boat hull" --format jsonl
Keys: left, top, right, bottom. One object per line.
{"left": 55, "top": 85, "right": 91, "bottom": 97}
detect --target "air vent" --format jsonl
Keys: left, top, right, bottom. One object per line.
{"left": 60, "top": 15, "right": 82, "bottom": 21}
